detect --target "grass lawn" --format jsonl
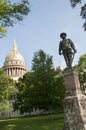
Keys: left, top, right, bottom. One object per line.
{"left": 0, "top": 113, "right": 64, "bottom": 130}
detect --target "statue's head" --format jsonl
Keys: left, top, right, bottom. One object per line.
{"left": 60, "top": 32, "right": 67, "bottom": 39}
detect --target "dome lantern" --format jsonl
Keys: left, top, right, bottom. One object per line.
{"left": 12, "top": 40, "right": 17, "bottom": 51}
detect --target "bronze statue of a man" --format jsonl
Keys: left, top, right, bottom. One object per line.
{"left": 59, "top": 32, "right": 77, "bottom": 68}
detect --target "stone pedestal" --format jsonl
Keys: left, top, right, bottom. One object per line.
{"left": 63, "top": 68, "right": 86, "bottom": 130}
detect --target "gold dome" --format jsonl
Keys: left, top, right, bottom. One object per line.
{"left": 4, "top": 41, "right": 25, "bottom": 66}
{"left": 3, "top": 41, "right": 27, "bottom": 81}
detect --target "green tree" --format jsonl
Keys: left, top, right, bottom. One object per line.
{"left": 13, "top": 72, "right": 36, "bottom": 113}
{"left": 70, "top": 0, "right": 86, "bottom": 30}
{"left": 31, "top": 50, "right": 65, "bottom": 112}
{"left": 0, "top": 68, "right": 16, "bottom": 113}
{"left": 14, "top": 50, "right": 65, "bottom": 114}
{"left": 77, "top": 54, "right": 86, "bottom": 91}
{"left": 0, "top": 0, "right": 30, "bottom": 37}
{"left": 78, "top": 54, "right": 86, "bottom": 69}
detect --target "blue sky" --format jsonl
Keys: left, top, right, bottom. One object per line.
{"left": 0, "top": 0, "right": 86, "bottom": 70}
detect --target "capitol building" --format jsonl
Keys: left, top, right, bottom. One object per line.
{"left": 3, "top": 41, "right": 27, "bottom": 81}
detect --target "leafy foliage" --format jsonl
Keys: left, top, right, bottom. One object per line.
{"left": 0, "top": 68, "right": 16, "bottom": 113}
{"left": 14, "top": 50, "right": 65, "bottom": 114}
{"left": 70, "top": 0, "right": 81, "bottom": 8}
{"left": 78, "top": 54, "right": 86, "bottom": 69}
{"left": 77, "top": 54, "right": 86, "bottom": 91}
{"left": 14, "top": 72, "right": 37, "bottom": 113}
{"left": 70, "top": 0, "right": 86, "bottom": 30}
{"left": 0, "top": 0, "right": 30, "bottom": 37}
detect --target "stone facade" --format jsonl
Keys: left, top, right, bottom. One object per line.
{"left": 63, "top": 68, "right": 86, "bottom": 130}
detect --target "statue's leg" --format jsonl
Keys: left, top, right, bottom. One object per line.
{"left": 64, "top": 55, "right": 69, "bottom": 68}
{"left": 68, "top": 54, "right": 72, "bottom": 68}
